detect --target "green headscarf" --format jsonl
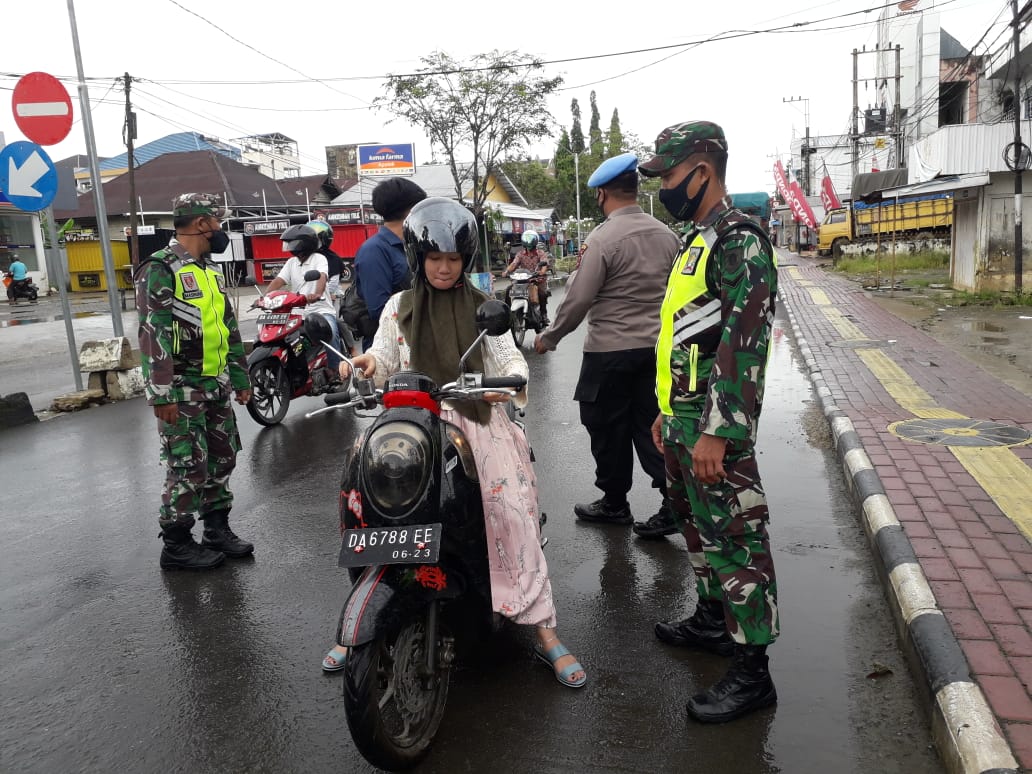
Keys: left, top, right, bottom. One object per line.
{"left": 397, "top": 275, "right": 492, "bottom": 425}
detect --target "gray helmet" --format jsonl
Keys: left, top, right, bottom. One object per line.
{"left": 402, "top": 198, "right": 479, "bottom": 276}
{"left": 280, "top": 224, "right": 319, "bottom": 257}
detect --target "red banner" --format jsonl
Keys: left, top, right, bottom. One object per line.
{"left": 820, "top": 174, "right": 842, "bottom": 211}
{"left": 773, "top": 161, "right": 791, "bottom": 202}
{"left": 788, "top": 181, "right": 817, "bottom": 230}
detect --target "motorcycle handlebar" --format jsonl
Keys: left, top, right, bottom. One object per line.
{"left": 481, "top": 376, "right": 527, "bottom": 391}
{"left": 324, "top": 390, "right": 354, "bottom": 406}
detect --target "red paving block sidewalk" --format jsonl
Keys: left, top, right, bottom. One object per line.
{"left": 778, "top": 251, "right": 1032, "bottom": 772}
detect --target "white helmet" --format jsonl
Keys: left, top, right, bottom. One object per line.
{"left": 521, "top": 230, "right": 539, "bottom": 250}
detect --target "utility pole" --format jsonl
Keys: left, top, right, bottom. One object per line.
{"left": 851, "top": 49, "right": 860, "bottom": 184}
{"left": 893, "top": 45, "right": 904, "bottom": 169}
{"left": 124, "top": 72, "right": 139, "bottom": 268}
{"left": 1013, "top": 0, "right": 1024, "bottom": 295}
{"left": 67, "top": 0, "right": 123, "bottom": 337}
{"left": 574, "top": 151, "right": 582, "bottom": 248}
{"left": 784, "top": 96, "right": 811, "bottom": 195}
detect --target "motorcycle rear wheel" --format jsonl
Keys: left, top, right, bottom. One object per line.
{"left": 344, "top": 617, "right": 451, "bottom": 771}
{"left": 511, "top": 311, "right": 526, "bottom": 347}
{"left": 246, "top": 359, "right": 290, "bottom": 425}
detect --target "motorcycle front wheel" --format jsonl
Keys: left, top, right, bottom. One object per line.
{"left": 344, "top": 616, "right": 451, "bottom": 771}
{"left": 246, "top": 359, "right": 290, "bottom": 425}
{"left": 511, "top": 310, "right": 526, "bottom": 347}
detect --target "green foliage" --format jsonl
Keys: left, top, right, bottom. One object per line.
{"left": 570, "top": 99, "right": 585, "bottom": 154}
{"left": 500, "top": 156, "right": 558, "bottom": 209}
{"left": 377, "top": 50, "right": 563, "bottom": 219}
{"left": 833, "top": 251, "right": 949, "bottom": 275}
{"left": 588, "top": 91, "right": 603, "bottom": 159}
{"left": 606, "top": 109, "right": 623, "bottom": 158}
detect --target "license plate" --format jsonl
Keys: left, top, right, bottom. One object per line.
{"left": 337, "top": 523, "right": 443, "bottom": 568}
{"left": 510, "top": 286, "right": 530, "bottom": 298}
{"left": 257, "top": 313, "right": 290, "bottom": 325}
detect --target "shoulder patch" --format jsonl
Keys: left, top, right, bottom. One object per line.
{"left": 180, "top": 272, "right": 203, "bottom": 300}
{"left": 682, "top": 246, "right": 704, "bottom": 275}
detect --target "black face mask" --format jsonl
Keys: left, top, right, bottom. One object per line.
{"left": 206, "top": 229, "right": 230, "bottom": 254}
{"left": 659, "top": 165, "right": 709, "bottom": 222}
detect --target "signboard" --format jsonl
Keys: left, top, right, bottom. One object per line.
{"left": 12, "top": 72, "right": 73, "bottom": 146}
{"left": 124, "top": 225, "right": 156, "bottom": 236}
{"left": 0, "top": 141, "right": 59, "bottom": 212}
{"left": 243, "top": 219, "right": 290, "bottom": 236}
{"left": 357, "top": 143, "right": 415, "bottom": 177}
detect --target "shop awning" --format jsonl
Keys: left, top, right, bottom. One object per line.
{"left": 877, "top": 172, "right": 990, "bottom": 198}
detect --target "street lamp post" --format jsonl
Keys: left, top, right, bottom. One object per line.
{"left": 573, "top": 151, "right": 582, "bottom": 248}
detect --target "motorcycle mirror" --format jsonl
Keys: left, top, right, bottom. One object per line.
{"left": 302, "top": 269, "right": 321, "bottom": 282}
{"left": 475, "top": 299, "right": 511, "bottom": 337}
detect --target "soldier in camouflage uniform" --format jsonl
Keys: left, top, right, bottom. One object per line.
{"left": 136, "top": 193, "right": 254, "bottom": 570}
{"left": 639, "top": 121, "right": 779, "bottom": 723}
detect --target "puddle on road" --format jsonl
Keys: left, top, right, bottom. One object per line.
{"left": 960, "top": 320, "right": 1006, "bottom": 333}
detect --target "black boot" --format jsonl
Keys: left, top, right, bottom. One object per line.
{"left": 686, "top": 644, "right": 777, "bottom": 723}
{"left": 200, "top": 509, "right": 254, "bottom": 558}
{"left": 538, "top": 299, "right": 549, "bottom": 327}
{"left": 632, "top": 500, "right": 678, "bottom": 539}
{"left": 160, "top": 522, "right": 225, "bottom": 570}
{"left": 655, "top": 599, "right": 734, "bottom": 656}
{"left": 574, "top": 498, "right": 632, "bottom": 525}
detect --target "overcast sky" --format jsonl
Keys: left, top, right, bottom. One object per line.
{"left": 0, "top": 0, "right": 1009, "bottom": 196}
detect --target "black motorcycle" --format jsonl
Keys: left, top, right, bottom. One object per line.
{"left": 307, "top": 299, "right": 533, "bottom": 771}
{"left": 4, "top": 272, "right": 39, "bottom": 303}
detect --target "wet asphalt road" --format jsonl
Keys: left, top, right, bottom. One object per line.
{"left": 1, "top": 287, "right": 943, "bottom": 773}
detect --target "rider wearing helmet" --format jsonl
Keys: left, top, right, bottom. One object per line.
{"left": 307, "top": 220, "right": 343, "bottom": 300}
{"left": 504, "top": 229, "right": 552, "bottom": 326}
{"left": 266, "top": 224, "right": 344, "bottom": 374}
{"left": 329, "top": 197, "right": 587, "bottom": 688}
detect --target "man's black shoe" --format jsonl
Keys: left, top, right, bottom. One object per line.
{"left": 160, "top": 522, "right": 226, "bottom": 570}
{"left": 655, "top": 599, "right": 735, "bottom": 656}
{"left": 633, "top": 504, "right": 678, "bottom": 539}
{"left": 686, "top": 644, "right": 777, "bottom": 723}
{"left": 574, "top": 498, "right": 633, "bottom": 525}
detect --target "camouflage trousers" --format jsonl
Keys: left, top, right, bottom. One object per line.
{"left": 662, "top": 414, "right": 779, "bottom": 646}
{"left": 157, "top": 398, "right": 241, "bottom": 528}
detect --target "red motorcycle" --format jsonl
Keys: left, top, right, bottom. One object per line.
{"left": 246, "top": 270, "right": 342, "bottom": 426}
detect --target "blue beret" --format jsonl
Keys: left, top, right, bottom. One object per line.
{"left": 587, "top": 152, "right": 639, "bottom": 188}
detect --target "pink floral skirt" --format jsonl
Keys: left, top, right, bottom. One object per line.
{"left": 441, "top": 405, "right": 557, "bottom": 629}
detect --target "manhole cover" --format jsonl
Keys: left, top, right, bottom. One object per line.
{"left": 828, "top": 339, "right": 894, "bottom": 349}
{"left": 889, "top": 418, "right": 1032, "bottom": 447}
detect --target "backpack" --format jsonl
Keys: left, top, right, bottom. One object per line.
{"left": 339, "top": 283, "right": 376, "bottom": 339}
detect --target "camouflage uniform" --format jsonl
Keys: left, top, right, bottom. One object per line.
{"left": 136, "top": 194, "right": 250, "bottom": 529}
{"left": 642, "top": 123, "right": 780, "bottom": 646}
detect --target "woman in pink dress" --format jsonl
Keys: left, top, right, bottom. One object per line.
{"left": 323, "top": 198, "right": 585, "bottom": 689}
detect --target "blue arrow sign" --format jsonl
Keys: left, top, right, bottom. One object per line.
{"left": 0, "top": 141, "right": 58, "bottom": 212}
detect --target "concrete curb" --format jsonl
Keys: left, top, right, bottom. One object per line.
{"left": 780, "top": 296, "right": 1019, "bottom": 774}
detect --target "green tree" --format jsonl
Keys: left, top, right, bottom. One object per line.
{"left": 377, "top": 50, "right": 563, "bottom": 221}
{"left": 500, "top": 156, "right": 558, "bottom": 209}
{"left": 606, "top": 108, "right": 624, "bottom": 158}
{"left": 588, "top": 91, "right": 604, "bottom": 159}
{"left": 553, "top": 128, "right": 576, "bottom": 219}
{"left": 569, "top": 98, "right": 585, "bottom": 154}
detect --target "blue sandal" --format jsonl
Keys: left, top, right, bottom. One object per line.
{"left": 322, "top": 647, "right": 347, "bottom": 672}
{"left": 534, "top": 642, "right": 587, "bottom": 689}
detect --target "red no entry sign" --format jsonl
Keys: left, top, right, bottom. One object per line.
{"left": 12, "top": 72, "right": 73, "bottom": 146}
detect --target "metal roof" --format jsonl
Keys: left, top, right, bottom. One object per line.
{"left": 875, "top": 173, "right": 990, "bottom": 198}
{"left": 330, "top": 163, "right": 528, "bottom": 208}
{"left": 97, "top": 132, "right": 241, "bottom": 172}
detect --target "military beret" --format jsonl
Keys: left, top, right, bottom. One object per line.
{"left": 172, "top": 192, "right": 227, "bottom": 218}
{"left": 638, "top": 121, "right": 727, "bottom": 177}
{"left": 587, "top": 152, "right": 639, "bottom": 188}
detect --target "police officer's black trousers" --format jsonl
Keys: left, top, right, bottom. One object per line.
{"left": 576, "top": 347, "right": 667, "bottom": 505}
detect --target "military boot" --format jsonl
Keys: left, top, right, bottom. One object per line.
{"left": 160, "top": 522, "right": 226, "bottom": 570}
{"left": 200, "top": 509, "right": 254, "bottom": 558}
{"left": 655, "top": 599, "right": 734, "bottom": 656}
{"left": 686, "top": 644, "right": 777, "bottom": 723}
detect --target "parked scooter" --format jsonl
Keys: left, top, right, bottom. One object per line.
{"left": 307, "top": 299, "right": 535, "bottom": 771}
{"left": 504, "top": 262, "right": 548, "bottom": 347}
{"left": 245, "top": 269, "right": 343, "bottom": 425}
{"left": 3, "top": 272, "right": 39, "bottom": 303}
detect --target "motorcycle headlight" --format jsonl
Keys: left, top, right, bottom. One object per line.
{"left": 363, "top": 422, "right": 432, "bottom": 515}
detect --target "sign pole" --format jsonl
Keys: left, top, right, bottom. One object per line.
{"left": 46, "top": 205, "right": 82, "bottom": 390}
{"left": 67, "top": 0, "right": 124, "bottom": 337}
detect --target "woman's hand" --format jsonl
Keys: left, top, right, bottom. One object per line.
{"left": 482, "top": 391, "right": 511, "bottom": 404}
{"left": 340, "top": 354, "right": 375, "bottom": 381}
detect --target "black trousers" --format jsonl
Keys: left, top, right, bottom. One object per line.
{"left": 576, "top": 347, "right": 667, "bottom": 504}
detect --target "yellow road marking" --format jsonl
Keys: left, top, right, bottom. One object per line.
{"left": 809, "top": 289, "right": 1032, "bottom": 543}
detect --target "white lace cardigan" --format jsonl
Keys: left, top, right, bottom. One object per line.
{"left": 367, "top": 292, "right": 530, "bottom": 409}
